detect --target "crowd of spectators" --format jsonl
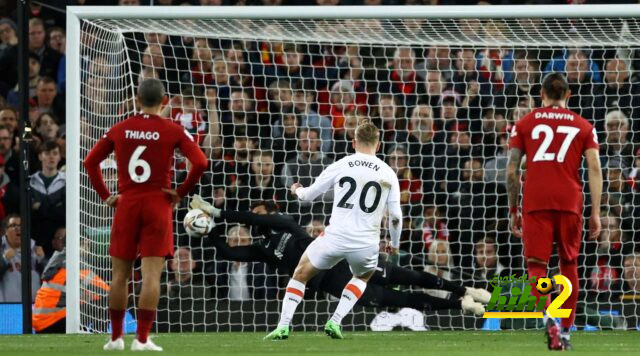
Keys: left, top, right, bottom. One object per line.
{"left": 0, "top": 0, "right": 639, "bottom": 328}
{"left": 1, "top": 3, "right": 68, "bottom": 302}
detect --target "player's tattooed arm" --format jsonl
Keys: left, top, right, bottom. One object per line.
{"left": 506, "top": 148, "right": 523, "bottom": 210}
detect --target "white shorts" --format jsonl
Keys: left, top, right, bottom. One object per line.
{"left": 305, "top": 234, "right": 379, "bottom": 276}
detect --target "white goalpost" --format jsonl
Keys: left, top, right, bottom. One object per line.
{"left": 67, "top": 4, "right": 640, "bottom": 334}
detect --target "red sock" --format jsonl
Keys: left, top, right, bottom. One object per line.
{"left": 136, "top": 309, "right": 156, "bottom": 343}
{"left": 527, "top": 261, "right": 551, "bottom": 308}
{"left": 109, "top": 308, "right": 125, "bottom": 341}
{"left": 560, "top": 258, "right": 579, "bottom": 330}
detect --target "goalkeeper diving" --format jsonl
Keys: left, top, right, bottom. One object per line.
{"left": 190, "top": 195, "right": 490, "bottom": 335}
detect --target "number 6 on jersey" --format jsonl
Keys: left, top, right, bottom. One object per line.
{"left": 128, "top": 145, "right": 151, "bottom": 183}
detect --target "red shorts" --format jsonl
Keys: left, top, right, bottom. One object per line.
{"left": 109, "top": 191, "right": 174, "bottom": 260}
{"left": 522, "top": 210, "right": 582, "bottom": 262}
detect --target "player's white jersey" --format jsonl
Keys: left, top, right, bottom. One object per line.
{"left": 295, "top": 152, "right": 401, "bottom": 248}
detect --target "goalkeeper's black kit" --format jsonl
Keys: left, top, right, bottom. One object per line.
{"left": 209, "top": 210, "right": 465, "bottom": 311}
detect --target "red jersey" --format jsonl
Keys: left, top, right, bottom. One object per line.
{"left": 509, "top": 106, "right": 599, "bottom": 215}
{"left": 83, "top": 113, "right": 208, "bottom": 201}
{"left": 170, "top": 108, "right": 206, "bottom": 144}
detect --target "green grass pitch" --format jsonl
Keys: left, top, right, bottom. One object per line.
{"left": 0, "top": 331, "right": 639, "bottom": 355}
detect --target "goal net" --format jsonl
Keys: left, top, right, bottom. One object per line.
{"left": 68, "top": 5, "right": 640, "bottom": 333}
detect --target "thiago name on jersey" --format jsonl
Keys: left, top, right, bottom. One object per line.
{"left": 348, "top": 159, "right": 380, "bottom": 171}
{"left": 125, "top": 130, "right": 160, "bottom": 140}
{"left": 534, "top": 111, "right": 574, "bottom": 121}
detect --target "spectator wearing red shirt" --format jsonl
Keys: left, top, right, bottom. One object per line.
{"left": 623, "top": 254, "right": 640, "bottom": 293}
{"left": 161, "top": 88, "right": 207, "bottom": 145}
{"left": 417, "top": 205, "right": 449, "bottom": 253}
{"left": 476, "top": 47, "right": 511, "bottom": 92}
{"left": 378, "top": 47, "right": 419, "bottom": 110}
{"left": 327, "top": 80, "right": 357, "bottom": 133}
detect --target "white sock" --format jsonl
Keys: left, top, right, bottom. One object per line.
{"left": 330, "top": 278, "right": 367, "bottom": 325}
{"left": 277, "top": 279, "right": 305, "bottom": 328}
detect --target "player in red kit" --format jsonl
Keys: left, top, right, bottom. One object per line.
{"left": 507, "top": 72, "right": 602, "bottom": 351}
{"left": 83, "top": 79, "right": 207, "bottom": 351}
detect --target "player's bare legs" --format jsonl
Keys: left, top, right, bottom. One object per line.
{"left": 291, "top": 252, "right": 322, "bottom": 282}
{"left": 265, "top": 252, "right": 320, "bottom": 340}
{"left": 139, "top": 257, "right": 164, "bottom": 310}
{"left": 325, "top": 269, "right": 375, "bottom": 339}
{"left": 108, "top": 257, "right": 133, "bottom": 342}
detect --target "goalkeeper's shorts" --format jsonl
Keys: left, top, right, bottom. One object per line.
{"left": 109, "top": 191, "right": 174, "bottom": 260}
{"left": 306, "top": 233, "right": 378, "bottom": 277}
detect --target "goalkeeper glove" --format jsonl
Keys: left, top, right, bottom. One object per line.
{"left": 189, "top": 194, "right": 221, "bottom": 218}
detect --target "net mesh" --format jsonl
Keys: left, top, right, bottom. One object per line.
{"left": 77, "top": 16, "right": 640, "bottom": 332}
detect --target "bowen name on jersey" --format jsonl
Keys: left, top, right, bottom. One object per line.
{"left": 125, "top": 130, "right": 160, "bottom": 140}
{"left": 348, "top": 159, "right": 380, "bottom": 171}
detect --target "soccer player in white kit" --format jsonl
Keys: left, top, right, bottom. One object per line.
{"left": 265, "top": 120, "right": 403, "bottom": 340}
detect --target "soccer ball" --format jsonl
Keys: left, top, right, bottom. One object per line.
{"left": 183, "top": 208, "right": 213, "bottom": 237}
{"left": 536, "top": 277, "right": 553, "bottom": 295}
